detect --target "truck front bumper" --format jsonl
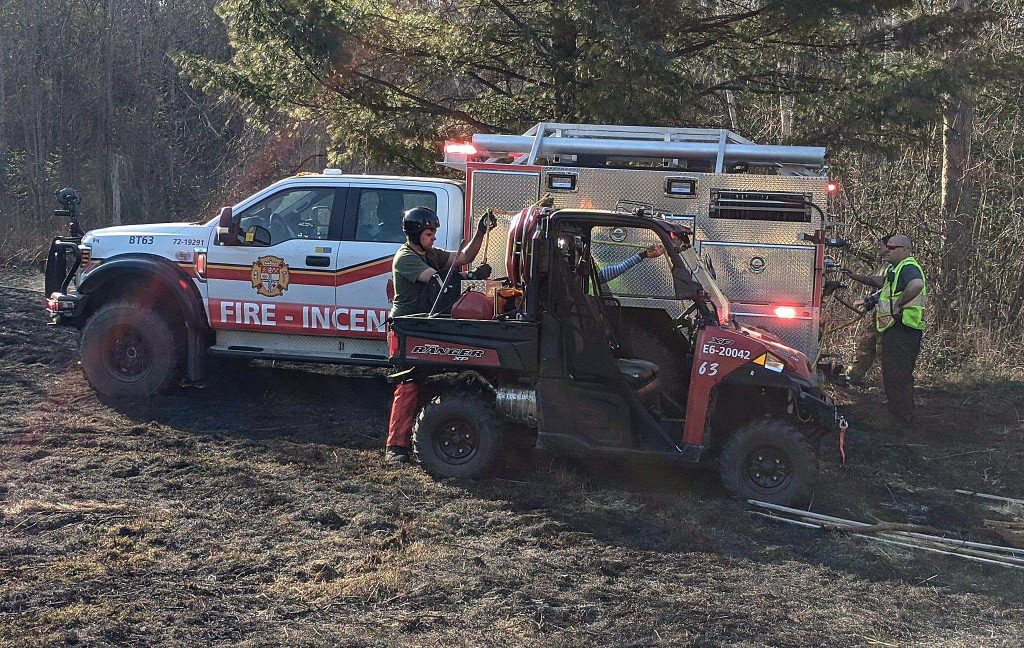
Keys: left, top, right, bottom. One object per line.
{"left": 45, "top": 292, "right": 86, "bottom": 326}
{"left": 44, "top": 236, "right": 86, "bottom": 326}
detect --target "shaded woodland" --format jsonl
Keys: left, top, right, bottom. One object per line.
{"left": 2, "top": 0, "right": 1024, "bottom": 355}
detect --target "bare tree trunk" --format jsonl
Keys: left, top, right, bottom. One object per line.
{"left": 940, "top": 0, "right": 973, "bottom": 318}
{"left": 0, "top": 60, "right": 6, "bottom": 153}
{"left": 110, "top": 154, "right": 122, "bottom": 225}
{"left": 102, "top": 0, "right": 116, "bottom": 223}
{"left": 725, "top": 89, "right": 738, "bottom": 132}
{"left": 778, "top": 59, "right": 795, "bottom": 140}
{"left": 23, "top": 0, "right": 45, "bottom": 220}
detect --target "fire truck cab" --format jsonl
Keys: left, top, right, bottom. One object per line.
{"left": 45, "top": 173, "right": 466, "bottom": 397}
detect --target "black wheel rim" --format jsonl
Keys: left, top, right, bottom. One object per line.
{"left": 744, "top": 445, "right": 792, "bottom": 491}
{"left": 101, "top": 325, "right": 151, "bottom": 382}
{"left": 433, "top": 418, "right": 479, "bottom": 465}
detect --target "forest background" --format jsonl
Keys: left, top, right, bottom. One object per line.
{"left": 2, "top": 0, "right": 1023, "bottom": 370}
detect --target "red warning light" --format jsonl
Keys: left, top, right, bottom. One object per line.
{"left": 825, "top": 181, "right": 840, "bottom": 194}
{"left": 444, "top": 142, "right": 477, "bottom": 156}
{"left": 774, "top": 306, "right": 797, "bottom": 319}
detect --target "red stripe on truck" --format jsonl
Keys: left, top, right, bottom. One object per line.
{"left": 205, "top": 257, "right": 391, "bottom": 287}
{"left": 209, "top": 299, "right": 388, "bottom": 339}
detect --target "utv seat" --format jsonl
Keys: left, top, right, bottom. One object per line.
{"left": 615, "top": 358, "right": 661, "bottom": 401}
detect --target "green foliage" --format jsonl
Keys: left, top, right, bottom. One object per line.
{"left": 185, "top": 0, "right": 1015, "bottom": 170}
{"left": 184, "top": 0, "right": 1024, "bottom": 344}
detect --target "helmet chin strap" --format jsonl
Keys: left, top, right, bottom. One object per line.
{"left": 408, "top": 232, "right": 428, "bottom": 253}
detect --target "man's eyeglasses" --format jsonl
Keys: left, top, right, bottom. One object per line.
{"left": 884, "top": 244, "right": 906, "bottom": 251}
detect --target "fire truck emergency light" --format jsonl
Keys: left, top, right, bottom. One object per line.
{"left": 774, "top": 306, "right": 797, "bottom": 319}
{"left": 444, "top": 142, "right": 477, "bottom": 156}
{"left": 826, "top": 181, "right": 840, "bottom": 194}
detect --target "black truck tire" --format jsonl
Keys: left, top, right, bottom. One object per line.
{"left": 718, "top": 418, "right": 818, "bottom": 505}
{"left": 414, "top": 391, "right": 505, "bottom": 479}
{"left": 80, "top": 301, "right": 184, "bottom": 399}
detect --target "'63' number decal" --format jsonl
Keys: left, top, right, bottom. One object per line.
{"left": 698, "top": 361, "right": 719, "bottom": 376}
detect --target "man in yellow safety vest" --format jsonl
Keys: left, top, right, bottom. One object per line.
{"left": 843, "top": 234, "right": 926, "bottom": 427}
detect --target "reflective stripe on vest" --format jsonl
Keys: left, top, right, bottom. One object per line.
{"left": 876, "top": 256, "right": 926, "bottom": 333}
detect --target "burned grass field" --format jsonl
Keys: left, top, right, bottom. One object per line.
{"left": 1, "top": 274, "right": 1023, "bottom": 646}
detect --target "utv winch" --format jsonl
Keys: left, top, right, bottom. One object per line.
{"left": 391, "top": 207, "right": 844, "bottom": 505}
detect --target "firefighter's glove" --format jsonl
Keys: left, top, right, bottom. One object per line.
{"left": 642, "top": 243, "right": 667, "bottom": 259}
{"left": 468, "top": 264, "right": 492, "bottom": 280}
{"left": 478, "top": 210, "right": 497, "bottom": 234}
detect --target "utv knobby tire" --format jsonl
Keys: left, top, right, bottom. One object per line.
{"left": 414, "top": 392, "right": 505, "bottom": 479}
{"left": 719, "top": 418, "right": 818, "bottom": 505}
{"left": 80, "top": 301, "right": 184, "bottom": 400}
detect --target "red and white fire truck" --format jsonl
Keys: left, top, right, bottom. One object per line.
{"left": 44, "top": 123, "right": 839, "bottom": 399}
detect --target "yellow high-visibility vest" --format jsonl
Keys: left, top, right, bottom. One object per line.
{"left": 876, "top": 256, "right": 926, "bottom": 332}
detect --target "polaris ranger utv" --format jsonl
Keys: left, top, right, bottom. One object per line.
{"left": 391, "top": 208, "right": 844, "bottom": 504}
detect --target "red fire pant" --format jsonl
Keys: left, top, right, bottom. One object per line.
{"left": 387, "top": 381, "right": 420, "bottom": 448}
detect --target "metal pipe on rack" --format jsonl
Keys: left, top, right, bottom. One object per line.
{"left": 472, "top": 134, "right": 827, "bottom": 167}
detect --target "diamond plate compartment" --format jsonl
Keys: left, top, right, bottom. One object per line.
{"left": 470, "top": 166, "right": 825, "bottom": 276}
{"left": 544, "top": 167, "right": 702, "bottom": 217}
{"left": 699, "top": 174, "right": 826, "bottom": 244}
{"left": 731, "top": 303, "right": 819, "bottom": 360}
{"left": 541, "top": 168, "right": 826, "bottom": 245}
{"left": 468, "top": 170, "right": 540, "bottom": 274}
{"left": 696, "top": 241, "right": 817, "bottom": 306}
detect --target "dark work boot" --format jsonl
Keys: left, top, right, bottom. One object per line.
{"left": 384, "top": 446, "right": 411, "bottom": 465}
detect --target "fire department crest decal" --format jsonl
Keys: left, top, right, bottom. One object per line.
{"left": 251, "top": 255, "right": 290, "bottom": 297}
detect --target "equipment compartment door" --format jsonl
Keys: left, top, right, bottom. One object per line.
{"left": 206, "top": 186, "right": 345, "bottom": 340}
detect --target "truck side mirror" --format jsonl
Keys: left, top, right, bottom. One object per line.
{"left": 242, "top": 225, "right": 272, "bottom": 247}
{"left": 216, "top": 206, "right": 239, "bottom": 245}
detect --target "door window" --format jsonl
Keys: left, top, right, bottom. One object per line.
{"left": 235, "top": 187, "right": 337, "bottom": 245}
{"left": 352, "top": 189, "right": 438, "bottom": 243}
{"left": 591, "top": 226, "right": 674, "bottom": 298}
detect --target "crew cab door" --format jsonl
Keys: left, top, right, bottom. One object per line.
{"left": 334, "top": 182, "right": 453, "bottom": 338}
{"left": 206, "top": 184, "right": 347, "bottom": 340}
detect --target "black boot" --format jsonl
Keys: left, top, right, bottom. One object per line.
{"left": 385, "top": 445, "right": 411, "bottom": 465}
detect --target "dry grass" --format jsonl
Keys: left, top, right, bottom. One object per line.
{"left": 0, "top": 214, "right": 66, "bottom": 268}
{"left": 1, "top": 274, "right": 1024, "bottom": 646}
